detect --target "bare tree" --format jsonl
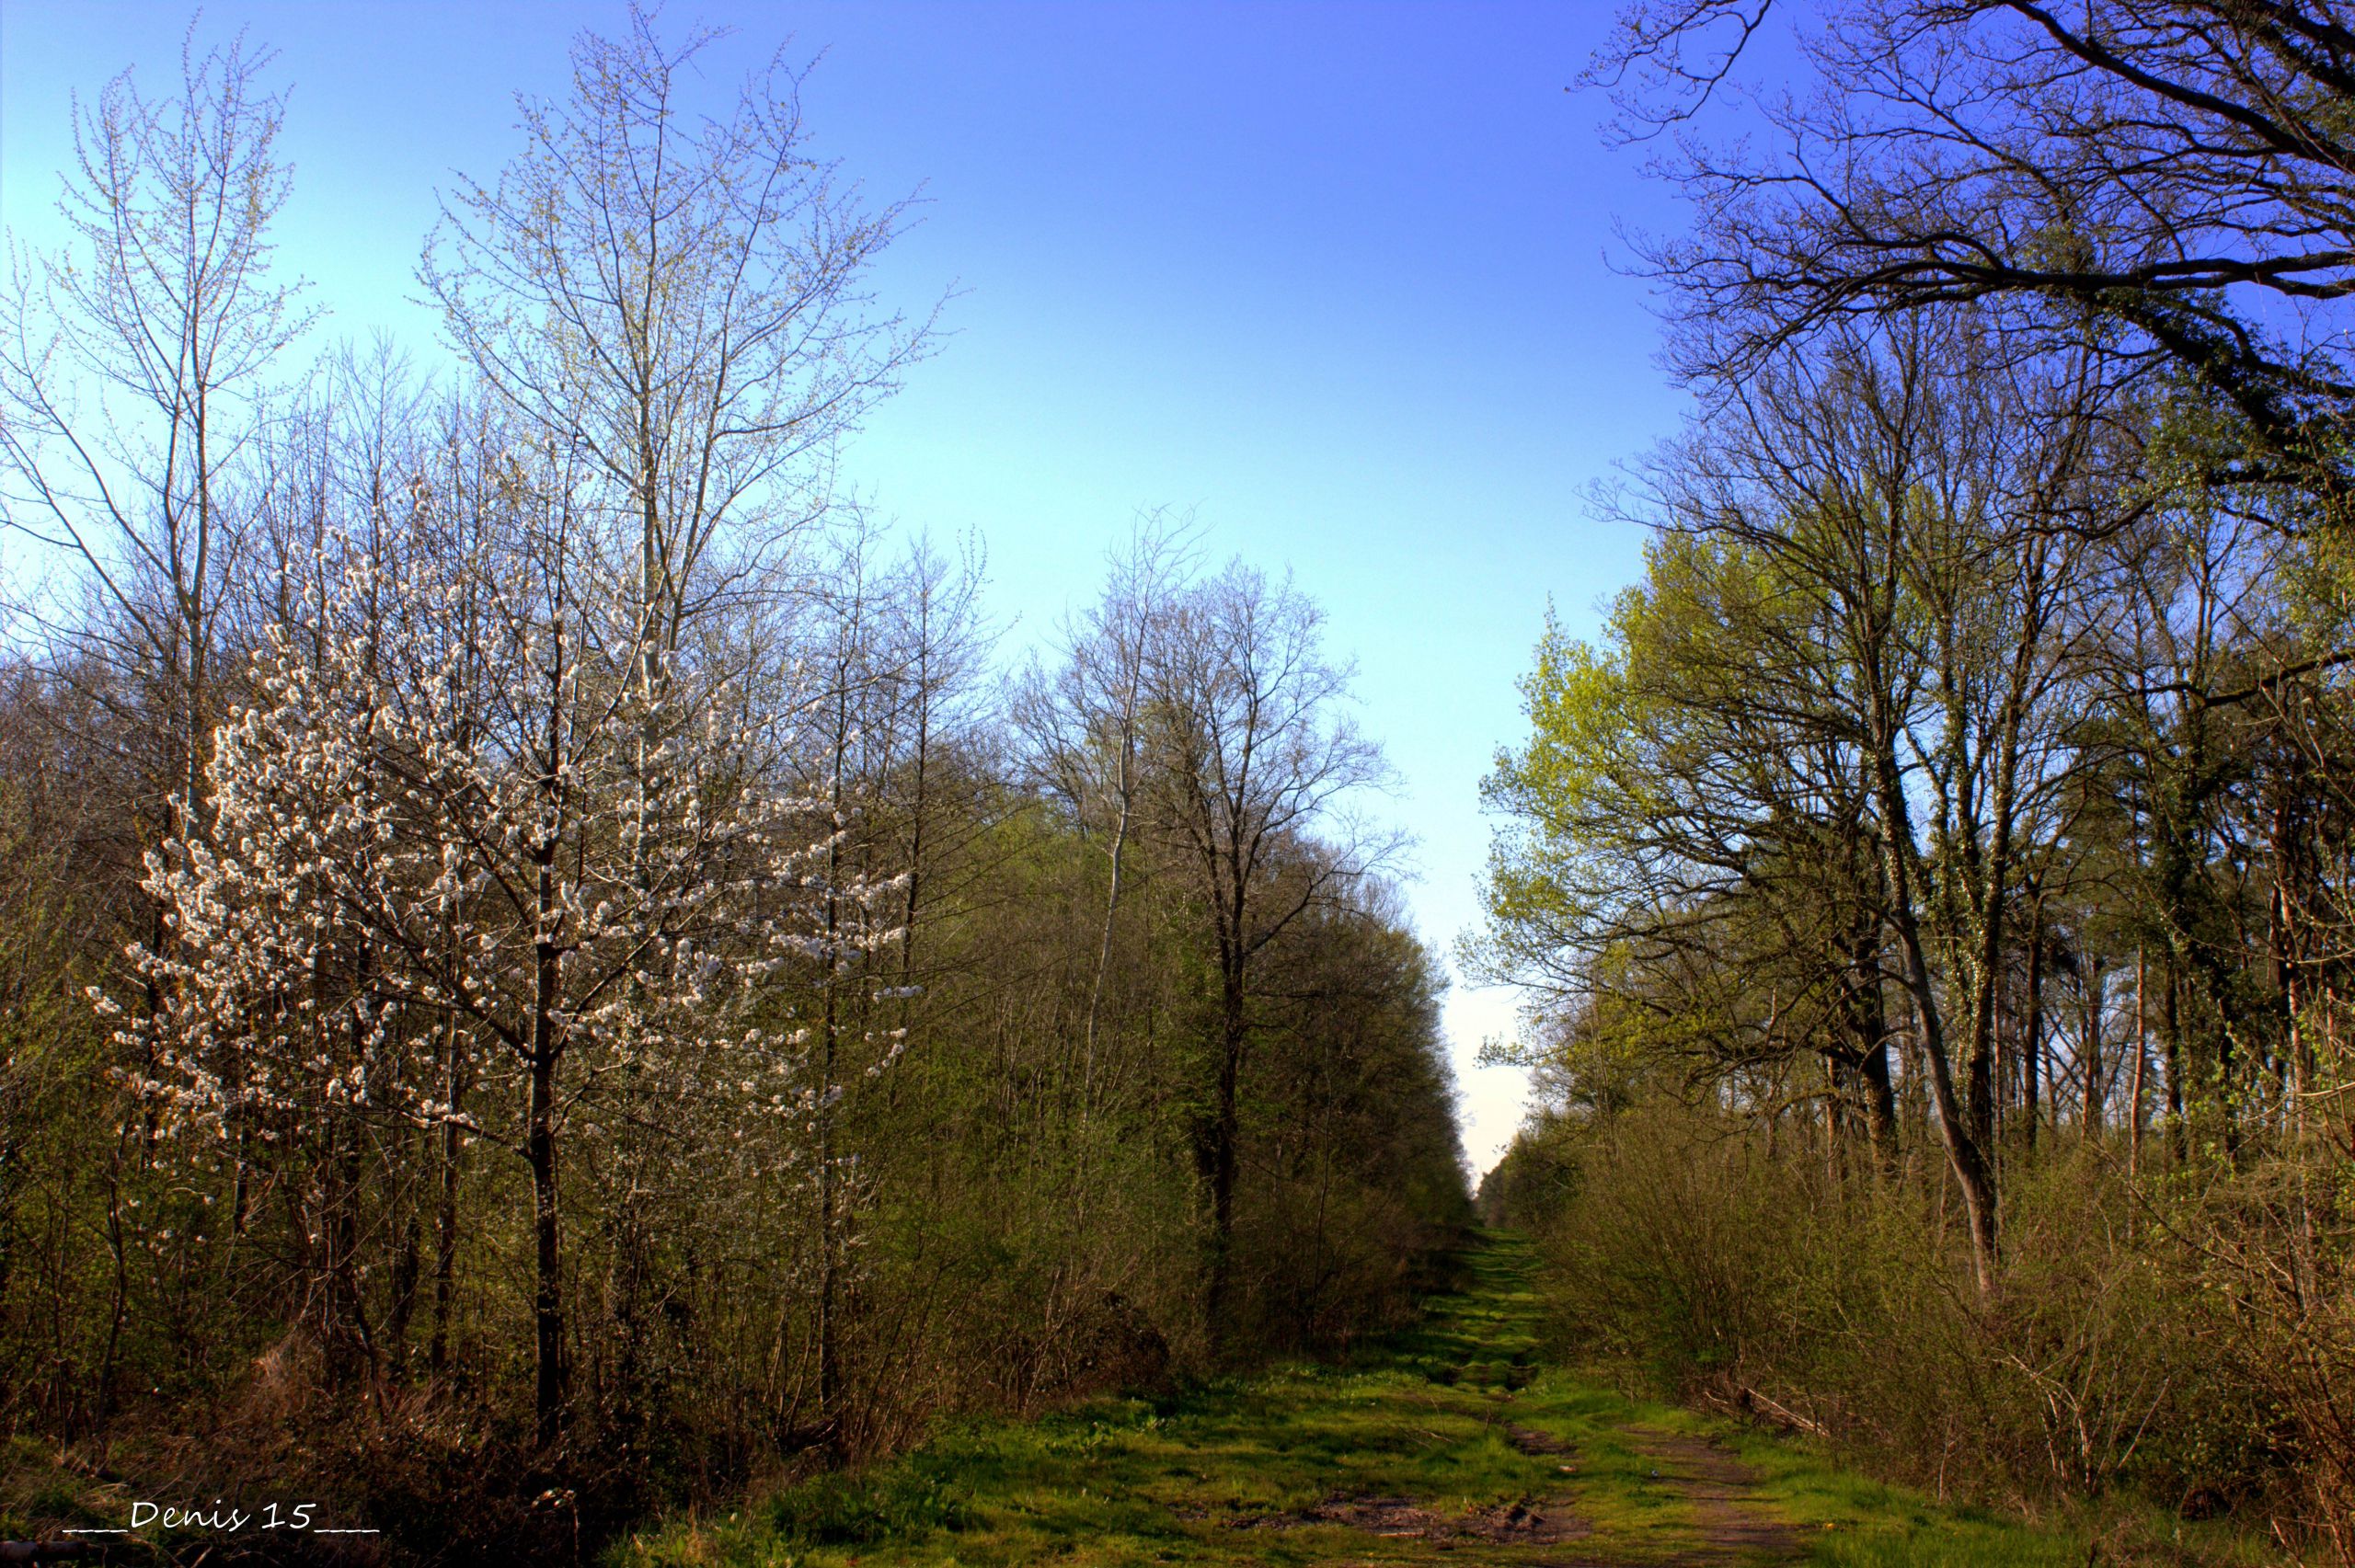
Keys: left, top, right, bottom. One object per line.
{"left": 1143, "top": 562, "right": 1401, "bottom": 1344}
{"left": 1014, "top": 514, "right": 1198, "bottom": 1106}
{"left": 0, "top": 24, "right": 315, "bottom": 830}
{"left": 420, "top": 4, "right": 934, "bottom": 696}
{"left": 1596, "top": 0, "right": 2355, "bottom": 515}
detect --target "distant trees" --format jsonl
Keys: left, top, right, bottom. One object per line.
{"left": 1141, "top": 564, "right": 1402, "bottom": 1343}
{"left": 1015, "top": 515, "right": 1195, "bottom": 1101}
{"left": 1019, "top": 535, "right": 1417, "bottom": 1351}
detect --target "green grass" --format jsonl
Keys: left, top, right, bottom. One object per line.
{"left": 613, "top": 1234, "right": 2281, "bottom": 1567}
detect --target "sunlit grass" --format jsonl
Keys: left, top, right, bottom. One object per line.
{"left": 614, "top": 1232, "right": 2277, "bottom": 1567}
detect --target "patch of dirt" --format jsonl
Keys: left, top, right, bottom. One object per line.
{"left": 1301, "top": 1494, "right": 1442, "bottom": 1537}
{"left": 1462, "top": 1495, "right": 1592, "bottom": 1545}
{"left": 1508, "top": 1423, "right": 1575, "bottom": 1456}
{"left": 1630, "top": 1430, "right": 1804, "bottom": 1562}
{"left": 1299, "top": 1492, "right": 1591, "bottom": 1545}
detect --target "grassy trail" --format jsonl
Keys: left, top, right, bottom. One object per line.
{"left": 619, "top": 1234, "right": 2122, "bottom": 1567}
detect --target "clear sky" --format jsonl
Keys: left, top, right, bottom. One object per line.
{"left": 0, "top": 0, "right": 1689, "bottom": 1173}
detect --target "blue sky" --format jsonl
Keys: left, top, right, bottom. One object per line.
{"left": 0, "top": 0, "right": 1691, "bottom": 1171}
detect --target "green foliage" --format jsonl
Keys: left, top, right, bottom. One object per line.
{"left": 766, "top": 1461, "right": 975, "bottom": 1546}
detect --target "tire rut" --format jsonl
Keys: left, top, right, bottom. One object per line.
{"left": 1627, "top": 1429, "right": 1803, "bottom": 1564}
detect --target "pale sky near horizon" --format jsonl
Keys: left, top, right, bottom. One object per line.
{"left": 0, "top": 0, "right": 1692, "bottom": 1173}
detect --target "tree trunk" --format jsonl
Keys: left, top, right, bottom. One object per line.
{"left": 2130, "top": 946, "right": 2148, "bottom": 1181}
{"left": 1858, "top": 1036, "right": 1899, "bottom": 1168}
{"left": 2163, "top": 959, "right": 2187, "bottom": 1162}
{"left": 1083, "top": 792, "right": 1132, "bottom": 1113}
{"left": 1867, "top": 717, "right": 2000, "bottom": 1292}
{"left": 429, "top": 1013, "right": 469, "bottom": 1376}
{"left": 1846, "top": 923, "right": 1899, "bottom": 1166}
{"left": 816, "top": 673, "right": 849, "bottom": 1444}
{"left": 527, "top": 1048, "right": 562, "bottom": 1448}
{"left": 2080, "top": 957, "right": 2104, "bottom": 1137}
{"left": 1202, "top": 967, "right": 1246, "bottom": 1348}
{"left": 529, "top": 848, "right": 567, "bottom": 1448}
{"left": 429, "top": 1116, "right": 462, "bottom": 1376}
{"left": 2022, "top": 903, "right": 2044, "bottom": 1146}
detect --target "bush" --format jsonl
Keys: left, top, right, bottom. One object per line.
{"left": 1509, "top": 1103, "right": 2332, "bottom": 1545}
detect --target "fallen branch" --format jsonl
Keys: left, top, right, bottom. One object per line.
{"left": 1709, "top": 1383, "right": 1834, "bottom": 1441}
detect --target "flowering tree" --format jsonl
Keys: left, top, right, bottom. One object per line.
{"left": 109, "top": 451, "right": 871, "bottom": 1441}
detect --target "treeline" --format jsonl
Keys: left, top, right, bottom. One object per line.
{"left": 0, "top": 14, "right": 1466, "bottom": 1558}
{"left": 1480, "top": 1, "right": 2355, "bottom": 1558}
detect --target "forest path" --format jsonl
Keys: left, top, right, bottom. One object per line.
{"left": 623, "top": 1234, "right": 2092, "bottom": 1568}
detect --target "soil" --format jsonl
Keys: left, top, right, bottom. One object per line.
{"left": 1301, "top": 1492, "right": 1593, "bottom": 1546}
{"left": 1629, "top": 1429, "right": 1806, "bottom": 1563}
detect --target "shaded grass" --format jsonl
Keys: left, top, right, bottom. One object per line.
{"left": 613, "top": 1233, "right": 2281, "bottom": 1567}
